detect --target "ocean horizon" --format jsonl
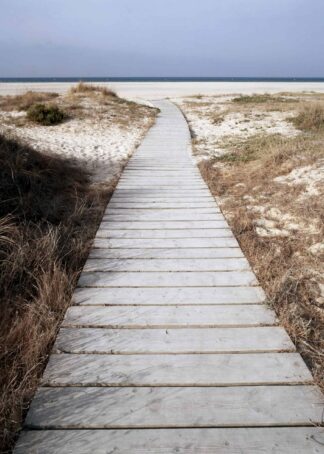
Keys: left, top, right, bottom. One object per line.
{"left": 1, "top": 76, "right": 324, "bottom": 83}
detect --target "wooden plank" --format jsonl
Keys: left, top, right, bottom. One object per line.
{"left": 82, "top": 258, "right": 250, "bottom": 272}
{"left": 107, "top": 202, "right": 218, "bottom": 208}
{"left": 88, "top": 247, "right": 244, "bottom": 259}
{"left": 73, "top": 286, "right": 265, "bottom": 305}
{"left": 99, "top": 220, "right": 230, "bottom": 229}
{"left": 105, "top": 208, "right": 220, "bottom": 215}
{"left": 113, "top": 190, "right": 212, "bottom": 196}
{"left": 116, "top": 184, "right": 207, "bottom": 189}
{"left": 95, "top": 229, "right": 233, "bottom": 238}
{"left": 111, "top": 195, "right": 214, "bottom": 200}
{"left": 92, "top": 238, "right": 239, "bottom": 248}
{"left": 53, "top": 327, "right": 294, "bottom": 354}
{"left": 104, "top": 213, "right": 225, "bottom": 221}
{"left": 77, "top": 271, "right": 257, "bottom": 288}
{"left": 42, "top": 353, "right": 311, "bottom": 387}
{"left": 112, "top": 195, "right": 214, "bottom": 200}
{"left": 14, "top": 427, "right": 324, "bottom": 454}
{"left": 62, "top": 304, "right": 275, "bottom": 328}
{"left": 25, "top": 386, "right": 323, "bottom": 428}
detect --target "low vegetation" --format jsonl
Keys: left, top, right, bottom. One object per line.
{"left": 232, "top": 93, "right": 298, "bottom": 104}
{"left": 0, "top": 91, "right": 59, "bottom": 112}
{"left": 26, "top": 103, "right": 66, "bottom": 125}
{"left": 291, "top": 102, "right": 324, "bottom": 131}
{"left": 69, "top": 81, "right": 117, "bottom": 97}
{"left": 0, "top": 134, "right": 111, "bottom": 452}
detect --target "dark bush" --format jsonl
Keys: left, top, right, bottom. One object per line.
{"left": 27, "top": 103, "right": 66, "bottom": 125}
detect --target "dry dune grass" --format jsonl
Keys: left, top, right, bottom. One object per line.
{"left": 0, "top": 84, "right": 157, "bottom": 129}
{"left": 64, "top": 83, "right": 157, "bottom": 127}
{"left": 0, "top": 135, "right": 112, "bottom": 452}
{"left": 198, "top": 97, "right": 324, "bottom": 391}
{"left": 0, "top": 91, "right": 59, "bottom": 112}
{"left": 232, "top": 93, "right": 298, "bottom": 104}
{"left": 69, "top": 81, "right": 117, "bottom": 97}
{"left": 291, "top": 102, "right": 324, "bottom": 131}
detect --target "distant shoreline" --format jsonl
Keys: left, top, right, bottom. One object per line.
{"left": 1, "top": 77, "right": 324, "bottom": 83}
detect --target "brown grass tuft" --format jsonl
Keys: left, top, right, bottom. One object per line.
{"left": 0, "top": 134, "right": 111, "bottom": 452}
{"left": 69, "top": 82, "right": 117, "bottom": 97}
{"left": 0, "top": 91, "right": 59, "bottom": 112}
{"left": 291, "top": 102, "right": 324, "bottom": 131}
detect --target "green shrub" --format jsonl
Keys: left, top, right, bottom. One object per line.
{"left": 27, "top": 103, "right": 66, "bottom": 125}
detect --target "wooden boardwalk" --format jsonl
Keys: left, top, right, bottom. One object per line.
{"left": 15, "top": 101, "right": 324, "bottom": 453}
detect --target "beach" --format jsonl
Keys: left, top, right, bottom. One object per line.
{"left": 1, "top": 81, "right": 324, "bottom": 99}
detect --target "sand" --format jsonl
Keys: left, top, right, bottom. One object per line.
{"left": 1, "top": 81, "right": 324, "bottom": 99}
{"left": 174, "top": 95, "right": 299, "bottom": 159}
{"left": 0, "top": 92, "right": 155, "bottom": 184}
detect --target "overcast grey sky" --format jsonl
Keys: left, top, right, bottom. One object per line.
{"left": 1, "top": 0, "right": 324, "bottom": 77}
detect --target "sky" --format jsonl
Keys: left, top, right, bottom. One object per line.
{"left": 1, "top": 0, "right": 324, "bottom": 77}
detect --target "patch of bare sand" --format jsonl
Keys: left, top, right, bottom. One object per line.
{"left": 175, "top": 95, "right": 299, "bottom": 159}
{"left": 0, "top": 89, "right": 157, "bottom": 184}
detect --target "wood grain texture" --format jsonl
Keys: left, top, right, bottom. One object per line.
{"left": 14, "top": 428, "right": 324, "bottom": 454}
{"left": 62, "top": 304, "right": 275, "bottom": 328}
{"left": 42, "top": 353, "right": 312, "bottom": 387}
{"left": 53, "top": 327, "right": 295, "bottom": 354}
{"left": 72, "top": 286, "right": 265, "bottom": 305}
{"left": 25, "top": 386, "right": 324, "bottom": 428}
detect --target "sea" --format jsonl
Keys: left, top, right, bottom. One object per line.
{"left": 1, "top": 77, "right": 324, "bottom": 83}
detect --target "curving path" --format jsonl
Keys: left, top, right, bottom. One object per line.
{"left": 15, "top": 101, "right": 324, "bottom": 453}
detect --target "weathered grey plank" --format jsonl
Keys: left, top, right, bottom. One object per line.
{"left": 113, "top": 190, "right": 212, "bottom": 196}
{"left": 62, "top": 304, "right": 275, "bottom": 328}
{"left": 99, "top": 220, "right": 229, "bottom": 229}
{"left": 14, "top": 427, "right": 324, "bottom": 454}
{"left": 104, "top": 213, "right": 225, "bottom": 221}
{"left": 73, "top": 286, "right": 265, "bottom": 305}
{"left": 106, "top": 207, "right": 217, "bottom": 212}
{"left": 54, "top": 327, "right": 294, "bottom": 354}
{"left": 116, "top": 184, "right": 207, "bottom": 189}
{"left": 83, "top": 258, "right": 250, "bottom": 272}
{"left": 42, "top": 353, "right": 311, "bottom": 386}
{"left": 25, "top": 386, "right": 323, "bottom": 428}
{"left": 78, "top": 270, "right": 257, "bottom": 287}
{"left": 89, "top": 247, "right": 244, "bottom": 259}
{"left": 107, "top": 202, "right": 217, "bottom": 209}
{"left": 110, "top": 197, "right": 214, "bottom": 203}
{"left": 95, "top": 229, "right": 232, "bottom": 238}
{"left": 93, "top": 238, "right": 239, "bottom": 248}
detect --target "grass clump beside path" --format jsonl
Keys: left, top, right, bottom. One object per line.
{"left": 0, "top": 134, "right": 110, "bottom": 452}
{"left": 27, "top": 103, "right": 66, "bottom": 125}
